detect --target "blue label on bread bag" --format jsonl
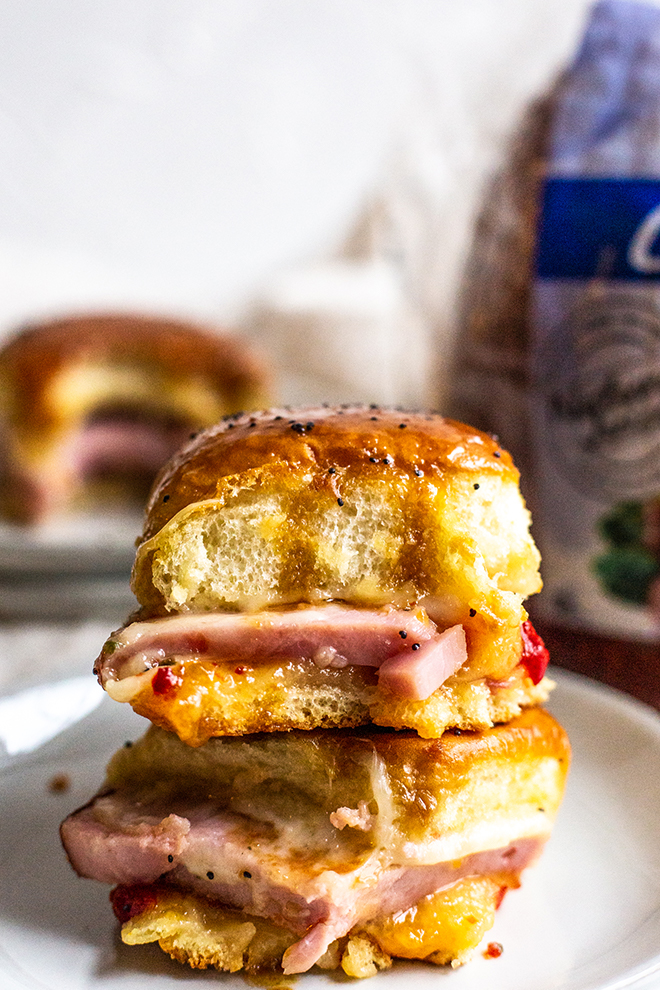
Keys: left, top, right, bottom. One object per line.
{"left": 536, "top": 179, "right": 660, "bottom": 280}
{"left": 531, "top": 178, "right": 660, "bottom": 637}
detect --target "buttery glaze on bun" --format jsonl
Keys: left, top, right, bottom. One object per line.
{"left": 60, "top": 708, "right": 570, "bottom": 977}
{"left": 95, "top": 405, "right": 551, "bottom": 743}
{"left": 0, "top": 313, "right": 270, "bottom": 523}
{"left": 134, "top": 404, "right": 541, "bottom": 616}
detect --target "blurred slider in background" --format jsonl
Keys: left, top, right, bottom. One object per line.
{"left": 0, "top": 312, "right": 270, "bottom": 620}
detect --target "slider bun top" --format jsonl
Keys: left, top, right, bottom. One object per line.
{"left": 133, "top": 407, "right": 541, "bottom": 675}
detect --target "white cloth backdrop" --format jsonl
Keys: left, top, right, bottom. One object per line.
{"left": 0, "top": 0, "right": 607, "bottom": 407}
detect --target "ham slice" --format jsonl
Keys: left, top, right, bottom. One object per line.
{"left": 61, "top": 801, "right": 191, "bottom": 884}
{"left": 280, "top": 838, "right": 544, "bottom": 974}
{"left": 96, "top": 605, "right": 468, "bottom": 700}
{"left": 377, "top": 624, "right": 467, "bottom": 700}
{"left": 61, "top": 788, "right": 547, "bottom": 974}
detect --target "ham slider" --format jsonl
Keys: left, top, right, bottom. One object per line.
{"left": 61, "top": 404, "right": 569, "bottom": 980}
{"left": 0, "top": 312, "right": 269, "bottom": 524}
{"left": 95, "top": 405, "right": 551, "bottom": 744}
{"left": 60, "top": 707, "right": 570, "bottom": 977}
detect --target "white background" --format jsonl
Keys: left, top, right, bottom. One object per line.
{"left": 0, "top": 0, "right": 598, "bottom": 406}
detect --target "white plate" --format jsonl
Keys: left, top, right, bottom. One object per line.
{"left": 1, "top": 669, "right": 660, "bottom": 990}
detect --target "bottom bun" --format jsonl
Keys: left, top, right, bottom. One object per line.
{"left": 112, "top": 873, "right": 514, "bottom": 978}
{"left": 107, "top": 653, "right": 552, "bottom": 745}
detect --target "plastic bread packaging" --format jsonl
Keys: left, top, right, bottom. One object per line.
{"left": 451, "top": 0, "right": 660, "bottom": 640}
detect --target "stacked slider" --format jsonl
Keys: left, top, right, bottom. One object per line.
{"left": 61, "top": 405, "right": 570, "bottom": 978}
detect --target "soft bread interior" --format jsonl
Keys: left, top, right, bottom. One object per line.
{"left": 122, "top": 654, "right": 552, "bottom": 745}
{"left": 104, "top": 708, "right": 569, "bottom": 860}
{"left": 133, "top": 471, "right": 540, "bottom": 644}
{"left": 47, "top": 361, "right": 231, "bottom": 429}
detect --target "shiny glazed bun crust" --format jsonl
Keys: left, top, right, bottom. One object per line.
{"left": 132, "top": 405, "right": 542, "bottom": 681}
{"left": 103, "top": 707, "right": 570, "bottom": 833}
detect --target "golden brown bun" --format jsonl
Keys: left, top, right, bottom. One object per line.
{"left": 131, "top": 406, "right": 541, "bottom": 688}
{"left": 104, "top": 707, "right": 570, "bottom": 844}
{"left": 115, "top": 875, "right": 512, "bottom": 976}
{"left": 123, "top": 652, "right": 552, "bottom": 745}
{"left": 0, "top": 313, "right": 269, "bottom": 414}
{"left": 0, "top": 313, "right": 270, "bottom": 523}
